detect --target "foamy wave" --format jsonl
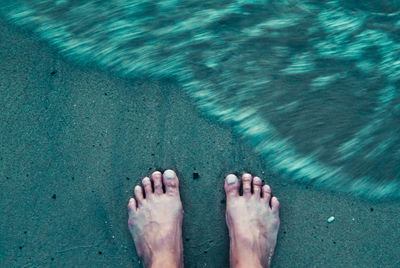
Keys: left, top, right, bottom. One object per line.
{"left": 2, "top": 0, "right": 400, "bottom": 199}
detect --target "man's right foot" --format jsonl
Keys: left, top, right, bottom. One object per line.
{"left": 224, "top": 173, "right": 280, "bottom": 268}
{"left": 127, "top": 170, "right": 183, "bottom": 268}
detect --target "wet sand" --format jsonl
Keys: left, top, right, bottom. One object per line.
{"left": 1, "top": 18, "right": 399, "bottom": 267}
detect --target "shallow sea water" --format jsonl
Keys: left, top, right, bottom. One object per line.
{"left": 2, "top": 0, "right": 399, "bottom": 199}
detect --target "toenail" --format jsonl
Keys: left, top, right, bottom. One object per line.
{"left": 227, "top": 175, "right": 237, "bottom": 184}
{"left": 135, "top": 186, "right": 141, "bottom": 192}
{"left": 142, "top": 177, "right": 150, "bottom": 183}
{"left": 253, "top": 177, "right": 262, "bottom": 183}
{"left": 164, "top": 170, "right": 176, "bottom": 179}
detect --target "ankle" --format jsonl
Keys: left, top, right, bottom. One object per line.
{"left": 148, "top": 252, "right": 182, "bottom": 268}
{"left": 230, "top": 244, "right": 265, "bottom": 268}
{"left": 230, "top": 254, "right": 264, "bottom": 268}
{"left": 233, "top": 263, "right": 263, "bottom": 268}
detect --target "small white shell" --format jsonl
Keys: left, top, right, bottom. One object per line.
{"left": 327, "top": 216, "right": 335, "bottom": 223}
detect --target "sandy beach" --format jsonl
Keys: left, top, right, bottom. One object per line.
{"left": 1, "top": 17, "right": 399, "bottom": 267}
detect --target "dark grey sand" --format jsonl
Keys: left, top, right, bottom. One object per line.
{"left": 1, "top": 18, "right": 400, "bottom": 268}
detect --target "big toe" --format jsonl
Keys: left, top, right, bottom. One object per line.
{"left": 163, "top": 169, "right": 180, "bottom": 195}
{"left": 224, "top": 174, "right": 239, "bottom": 198}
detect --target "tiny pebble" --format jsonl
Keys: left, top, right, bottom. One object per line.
{"left": 327, "top": 216, "right": 335, "bottom": 223}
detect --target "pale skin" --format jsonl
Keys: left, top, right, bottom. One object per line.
{"left": 127, "top": 169, "right": 280, "bottom": 268}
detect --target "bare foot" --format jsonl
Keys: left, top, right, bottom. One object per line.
{"left": 224, "top": 173, "right": 280, "bottom": 268}
{"left": 127, "top": 169, "right": 183, "bottom": 268}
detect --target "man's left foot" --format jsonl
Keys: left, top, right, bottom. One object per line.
{"left": 127, "top": 169, "right": 184, "bottom": 268}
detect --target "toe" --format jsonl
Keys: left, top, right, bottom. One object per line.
{"left": 162, "top": 169, "right": 180, "bottom": 195}
{"left": 224, "top": 174, "right": 239, "bottom": 198}
{"left": 262, "top": 184, "right": 271, "bottom": 204}
{"left": 152, "top": 171, "right": 163, "bottom": 195}
{"left": 127, "top": 198, "right": 137, "bottom": 214}
{"left": 242, "top": 173, "right": 252, "bottom": 198}
{"left": 142, "top": 177, "right": 153, "bottom": 197}
{"left": 134, "top": 185, "right": 144, "bottom": 205}
{"left": 252, "top": 176, "right": 262, "bottom": 198}
{"left": 271, "top": 196, "right": 280, "bottom": 215}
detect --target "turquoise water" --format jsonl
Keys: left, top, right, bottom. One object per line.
{"left": 2, "top": 0, "right": 399, "bottom": 199}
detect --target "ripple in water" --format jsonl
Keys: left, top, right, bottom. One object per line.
{"left": 2, "top": 0, "right": 400, "bottom": 199}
